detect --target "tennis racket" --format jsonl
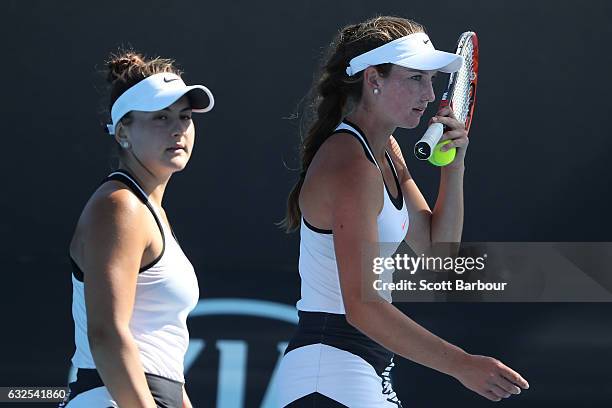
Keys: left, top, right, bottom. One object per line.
{"left": 414, "top": 31, "right": 479, "bottom": 165}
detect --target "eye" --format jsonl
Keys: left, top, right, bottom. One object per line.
{"left": 410, "top": 75, "right": 423, "bottom": 81}
{"left": 181, "top": 114, "right": 192, "bottom": 121}
{"left": 154, "top": 114, "right": 168, "bottom": 120}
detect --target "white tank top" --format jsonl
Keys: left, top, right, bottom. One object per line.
{"left": 297, "top": 120, "right": 410, "bottom": 314}
{"left": 70, "top": 170, "right": 199, "bottom": 382}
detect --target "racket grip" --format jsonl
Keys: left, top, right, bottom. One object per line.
{"left": 414, "top": 122, "right": 444, "bottom": 160}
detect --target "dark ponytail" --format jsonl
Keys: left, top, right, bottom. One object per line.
{"left": 280, "top": 16, "right": 425, "bottom": 232}
{"left": 281, "top": 85, "right": 348, "bottom": 232}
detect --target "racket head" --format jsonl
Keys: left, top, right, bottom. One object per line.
{"left": 448, "top": 31, "right": 479, "bottom": 133}
{"left": 414, "top": 31, "right": 479, "bottom": 161}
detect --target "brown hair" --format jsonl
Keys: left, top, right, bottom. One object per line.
{"left": 106, "top": 50, "right": 182, "bottom": 124}
{"left": 280, "top": 16, "right": 425, "bottom": 232}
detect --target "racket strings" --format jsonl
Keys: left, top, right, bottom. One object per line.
{"left": 452, "top": 40, "right": 474, "bottom": 126}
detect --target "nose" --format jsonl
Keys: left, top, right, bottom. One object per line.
{"left": 422, "top": 79, "right": 436, "bottom": 103}
{"left": 171, "top": 117, "right": 190, "bottom": 138}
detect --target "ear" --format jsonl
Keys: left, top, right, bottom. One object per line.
{"left": 363, "top": 66, "right": 384, "bottom": 90}
{"left": 114, "top": 122, "right": 129, "bottom": 145}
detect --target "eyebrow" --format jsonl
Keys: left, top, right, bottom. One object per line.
{"left": 406, "top": 69, "right": 438, "bottom": 76}
{"left": 161, "top": 106, "right": 192, "bottom": 112}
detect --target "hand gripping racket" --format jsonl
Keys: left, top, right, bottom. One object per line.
{"left": 414, "top": 31, "right": 479, "bottom": 165}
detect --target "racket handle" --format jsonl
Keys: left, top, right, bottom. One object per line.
{"left": 414, "top": 122, "right": 444, "bottom": 160}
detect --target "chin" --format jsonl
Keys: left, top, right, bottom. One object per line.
{"left": 165, "top": 159, "right": 189, "bottom": 173}
{"left": 398, "top": 119, "right": 420, "bottom": 129}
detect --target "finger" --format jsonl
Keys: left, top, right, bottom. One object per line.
{"left": 494, "top": 375, "right": 522, "bottom": 395}
{"left": 437, "top": 106, "right": 457, "bottom": 120}
{"left": 440, "top": 137, "right": 469, "bottom": 151}
{"left": 437, "top": 106, "right": 452, "bottom": 117}
{"left": 500, "top": 368, "right": 530, "bottom": 390}
{"left": 440, "top": 129, "right": 468, "bottom": 143}
{"left": 482, "top": 389, "right": 502, "bottom": 402}
{"left": 432, "top": 115, "right": 465, "bottom": 131}
{"left": 489, "top": 384, "right": 512, "bottom": 399}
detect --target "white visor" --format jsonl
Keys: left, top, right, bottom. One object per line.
{"left": 346, "top": 32, "right": 463, "bottom": 76}
{"left": 106, "top": 72, "right": 214, "bottom": 135}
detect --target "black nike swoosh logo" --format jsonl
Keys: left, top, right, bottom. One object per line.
{"left": 423, "top": 39, "right": 430, "bottom": 44}
{"left": 164, "top": 77, "right": 179, "bottom": 83}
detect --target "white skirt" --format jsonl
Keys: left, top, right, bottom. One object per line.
{"left": 275, "top": 343, "right": 402, "bottom": 407}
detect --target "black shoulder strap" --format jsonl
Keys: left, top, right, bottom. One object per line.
{"left": 384, "top": 152, "right": 404, "bottom": 210}
{"left": 336, "top": 121, "right": 404, "bottom": 210}
{"left": 103, "top": 170, "right": 148, "bottom": 203}
{"left": 102, "top": 170, "right": 166, "bottom": 272}
{"left": 330, "top": 119, "right": 377, "bottom": 166}
{"left": 70, "top": 170, "right": 166, "bottom": 282}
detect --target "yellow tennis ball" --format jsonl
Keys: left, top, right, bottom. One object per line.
{"left": 428, "top": 140, "right": 456, "bottom": 166}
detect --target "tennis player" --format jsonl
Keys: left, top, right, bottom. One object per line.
{"left": 60, "top": 51, "right": 213, "bottom": 408}
{"left": 276, "top": 16, "right": 529, "bottom": 407}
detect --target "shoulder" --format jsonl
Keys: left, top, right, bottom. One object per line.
{"left": 76, "top": 181, "right": 150, "bottom": 242}
{"left": 309, "top": 132, "right": 382, "bottom": 215}
{"left": 87, "top": 181, "right": 146, "bottom": 221}
{"left": 70, "top": 180, "right": 152, "bottom": 269}
{"left": 316, "top": 130, "right": 374, "bottom": 172}
{"left": 316, "top": 131, "right": 381, "bottom": 190}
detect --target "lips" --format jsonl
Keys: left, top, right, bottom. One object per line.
{"left": 166, "top": 145, "right": 186, "bottom": 152}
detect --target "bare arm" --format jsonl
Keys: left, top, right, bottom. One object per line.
{"left": 331, "top": 157, "right": 466, "bottom": 373}
{"left": 386, "top": 107, "right": 467, "bottom": 252}
{"left": 79, "top": 189, "right": 157, "bottom": 408}
{"left": 330, "top": 153, "right": 528, "bottom": 402}
{"left": 182, "top": 386, "right": 193, "bottom": 408}
{"left": 386, "top": 135, "right": 432, "bottom": 254}
{"left": 430, "top": 106, "right": 467, "bottom": 244}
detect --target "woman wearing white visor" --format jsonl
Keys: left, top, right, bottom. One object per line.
{"left": 61, "top": 52, "right": 213, "bottom": 408}
{"left": 276, "top": 16, "right": 529, "bottom": 406}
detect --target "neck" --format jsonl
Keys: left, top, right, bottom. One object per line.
{"left": 118, "top": 156, "right": 170, "bottom": 207}
{"left": 345, "top": 105, "right": 396, "bottom": 163}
